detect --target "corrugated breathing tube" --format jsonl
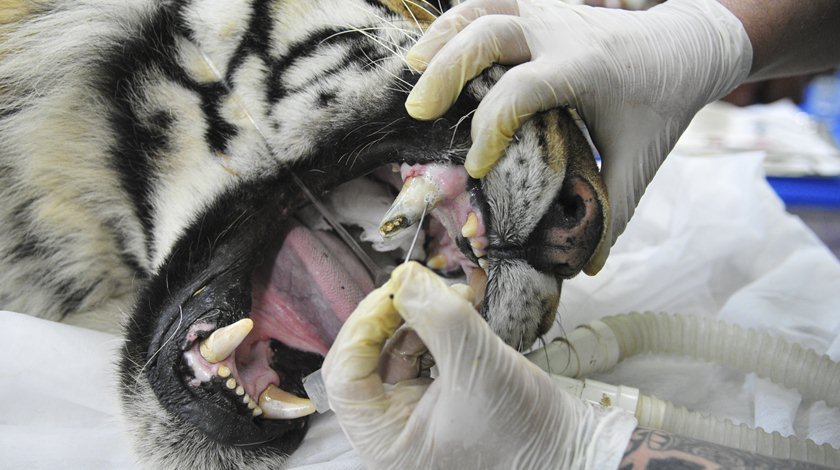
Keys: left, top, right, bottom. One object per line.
{"left": 525, "top": 312, "right": 840, "bottom": 467}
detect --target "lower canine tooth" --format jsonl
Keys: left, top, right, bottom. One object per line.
{"left": 199, "top": 318, "right": 254, "bottom": 363}
{"left": 379, "top": 176, "right": 443, "bottom": 238}
{"left": 259, "top": 384, "right": 316, "bottom": 419}
{"left": 426, "top": 254, "right": 447, "bottom": 270}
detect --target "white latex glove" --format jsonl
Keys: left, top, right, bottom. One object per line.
{"left": 404, "top": 0, "right": 752, "bottom": 269}
{"left": 322, "top": 262, "right": 636, "bottom": 469}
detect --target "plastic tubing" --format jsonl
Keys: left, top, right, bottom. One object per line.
{"left": 525, "top": 312, "right": 840, "bottom": 466}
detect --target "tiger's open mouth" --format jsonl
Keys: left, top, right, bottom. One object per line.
{"left": 178, "top": 161, "right": 495, "bottom": 422}
{"left": 127, "top": 104, "right": 606, "bottom": 452}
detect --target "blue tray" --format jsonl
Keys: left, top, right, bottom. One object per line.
{"left": 767, "top": 176, "right": 840, "bottom": 208}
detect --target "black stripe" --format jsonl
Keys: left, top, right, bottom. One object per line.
{"left": 6, "top": 198, "right": 48, "bottom": 262}
{"left": 95, "top": 6, "right": 184, "bottom": 252}
{"left": 197, "top": 82, "right": 237, "bottom": 153}
{"left": 102, "top": 215, "right": 147, "bottom": 276}
{"left": 224, "top": 0, "right": 274, "bottom": 84}
{"left": 57, "top": 280, "right": 97, "bottom": 319}
{"left": 536, "top": 114, "right": 550, "bottom": 168}
{"left": 96, "top": 4, "right": 241, "bottom": 254}
{"left": 267, "top": 28, "right": 377, "bottom": 105}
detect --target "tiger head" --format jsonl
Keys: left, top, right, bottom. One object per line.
{"left": 1, "top": 0, "right": 607, "bottom": 467}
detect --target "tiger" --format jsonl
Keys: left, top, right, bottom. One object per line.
{"left": 0, "top": 0, "right": 609, "bottom": 467}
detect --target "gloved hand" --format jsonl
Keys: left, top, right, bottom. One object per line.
{"left": 404, "top": 0, "right": 752, "bottom": 269}
{"left": 322, "top": 262, "right": 636, "bottom": 469}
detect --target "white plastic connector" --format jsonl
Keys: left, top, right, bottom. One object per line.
{"left": 302, "top": 369, "right": 330, "bottom": 414}
{"left": 548, "top": 375, "right": 640, "bottom": 415}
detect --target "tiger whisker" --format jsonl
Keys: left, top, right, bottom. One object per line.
{"left": 133, "top": 305, "right": 184, "bottom": 386}
{"left": 359, "top": 47, "right": 414, "bottom": 90}
{"left": 346, "top": 2, "right": 424, "bottom": 41}
{"left": 342, "top": 121, "right": 388, "bottom": 142}
{"left": 346, "top": 25, "right": 413, "bottom": 67}
{"left": 449, "top": 109, "right": 476, "bottom": 149}
{"left": 400, "top": 0, "right": 426, "bottom": 35}
{"left": 319, "top": 25, "right": 420, "bottom": 47}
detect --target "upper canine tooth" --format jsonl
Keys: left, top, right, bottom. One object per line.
{"left": 199, "top": 318, "right": 254, "bottom": 363}
{"left": 379, "top": 176, "right": 443, "bottom": 238}
{"left": 461, "top": 212, "right": 478, "bottom": 238}
{"left": 258, "top": 384, "right": 316, "bottom": 419}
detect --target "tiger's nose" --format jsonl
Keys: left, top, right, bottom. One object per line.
{"left": 525, "top": 175, "right": 604, "bottom": 277}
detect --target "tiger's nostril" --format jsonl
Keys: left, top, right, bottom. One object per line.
{"left": 526, "top": 176, "right": 604, "bottom": 277}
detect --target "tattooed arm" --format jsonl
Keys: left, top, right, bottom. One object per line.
{"left": 620, "top": 427, "right": 827, "bottom": 470}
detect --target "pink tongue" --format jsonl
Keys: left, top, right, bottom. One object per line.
{"left": 250, "top": 223, "right": 374, "bottom": 355}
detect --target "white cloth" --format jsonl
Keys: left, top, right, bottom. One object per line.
{"left": 1, "top": 151, "right": 839, "bottom": 468}
{"left": 675, "top": 100, "right": 840, "bottom": 177}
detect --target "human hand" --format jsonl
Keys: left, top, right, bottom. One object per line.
{"left": 404, "top": 0, "right": 751, "bottom": 267}
{"left": 322, "top": 262, "right": 635, "bottom": 469}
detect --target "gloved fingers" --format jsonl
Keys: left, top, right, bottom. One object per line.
{"left": 405, "top": 14, "right": 530, "bottom": 121}
{"left": 598, "top": 136, "right": 668, "bottom": 249}
{"left": 465, "top": 60, "right": 570, "bottom": 178}
{"left": 405, "top": 0, "right": 519, "bottom": 72}
{"left": 389, "top": 262, "right": 490, "bottom": 366}
{"left": 322, "top": 279, "right": 402, "bottom": 410}
{"left": 377, "top": 326, "right": 429, "bottom": 384}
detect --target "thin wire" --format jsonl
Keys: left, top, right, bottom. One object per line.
{"left": 404, "top": 200, "right": 428, "bottom": 264}
{"left": 291, "top": 173, "right": 386, "bottom": 280}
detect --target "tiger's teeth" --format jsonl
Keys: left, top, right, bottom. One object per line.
{"left": 235, "top": 385, "right": 245, "bottom": 396}
{"left": 199, "top": 318, "right": 254, "bottom": 363}
{"left": 253, "top": 407, "right": 263, "bottom": 417}
{"left": 469, "top": 266, "right": 488, "bottom": 302}
{"left": 258, "top": 384, "right": 316, "bottom": 420}
{"left": 478, "top": 258, "right": 489, "bottom": 271}
{"left": 461, "top": 212, "right": 478, "bottom": 238}
{"left": 225, "top": 378, "right": 237, "bottom": 390}
{"left": 379, "top": 176, "right": 443, "bottom": 238}
{"left": 217, "top": 365, "right": 231, "bottom": 378}
{"left": 470, "top": 238, "right": 486, "bottom": 258}
{"left": 426, "top": 254, "right": 447, "bottom": 270}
